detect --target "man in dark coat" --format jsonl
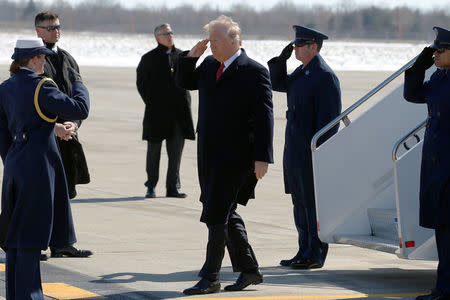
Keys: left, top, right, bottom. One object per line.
{"left": 176, "top": 15, "right": 274, "bottom": 295}
{"left": 404, "top": 26, "right": 450, "bottom": 300}
{"left": 35, "top": 11, "right": 92, "bottom": 259}
{"left": 35, "top": 11, "right": 90, "bottom": 200}
{"left": 268, "top": 25, "right": 341, "bottom": 270}
{"left": 137, "top": 23, "right": 195, "bottom": 198}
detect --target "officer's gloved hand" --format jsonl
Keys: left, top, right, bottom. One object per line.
{"left": 67, "top": 67, "right": 83, "bottom": 83}
{"left": 279, "top": 43, "right": 294, "bottom": 60}
{"left": 411, "top": 47, "right": 435, "bottom": 72}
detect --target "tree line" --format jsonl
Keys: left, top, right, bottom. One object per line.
{"left": 1, "top": 0, "right": 448, "bottom": 40}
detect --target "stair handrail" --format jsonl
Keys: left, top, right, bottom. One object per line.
{"left": 392, "top": 119, "right": 427, "bottom": 162}
{"left": 311, "top": 56, "right": 418, "bottom": 153}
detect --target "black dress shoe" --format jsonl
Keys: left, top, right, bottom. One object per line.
{"left": 40, "top": 253, "right": 48, "bottom": 261}
{"left": 51, "top": 246, "right": 93, "bottom": 258}
{"left": 224, "top": 270, "right": 263, "bottom": 291}
{"left": 290, "top": 258, "right": 323, "bottom": 269}
{"left": 280, "top": 251, "right": 303, "bottom": 266}
{"left": 145, "top": 187, "right": 156, "bottom": 198}
{"left": 166, "top": 190, "right": 187, "bottom": 198}
{"left": 183, "top": 278, "right": 220, "bottom": 295}
{"left": 416, "top": 290, "right": 450, "bottom": 300}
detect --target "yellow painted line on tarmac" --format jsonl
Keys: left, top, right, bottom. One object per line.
{"left": 190, "top": 292, "right": 425, "bottom": 300}
{"left": 0, "top": 263, "right": 4, "bottom": 271}
{"left": 42, "top": 283, "right": 100, "bottom": 299}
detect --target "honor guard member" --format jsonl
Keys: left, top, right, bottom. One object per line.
{"left": 268, "top": 25, "right": 341, "bottom": 269}
{"left": 404, "top": 26, "right": 450, "bottom": 300}
{"left": 0, "top": 38, "right": 90, "bottom": 299}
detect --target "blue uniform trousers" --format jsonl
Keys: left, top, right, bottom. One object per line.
{"left": 198, "top": 203, "right": 258, "bottom": 281}
{"left": 6, "top": 248, "right": 43, "bottom": 300}
{"left": 436, "top": 225, "right": 450, "bottom": 294}
{"left": 292, "top": 193, "right": 322, "bottom": 263}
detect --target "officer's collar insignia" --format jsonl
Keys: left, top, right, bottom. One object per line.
{"left": 305, "top": 70, "right": 310, "bottom": 76}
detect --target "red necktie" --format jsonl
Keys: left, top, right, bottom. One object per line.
{"left": 216, "top": 63, "right": 225, "bottom": 81}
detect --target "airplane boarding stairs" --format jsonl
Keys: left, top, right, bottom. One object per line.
{"left": 311, "top": 58, "right": 438, "bottom": 260}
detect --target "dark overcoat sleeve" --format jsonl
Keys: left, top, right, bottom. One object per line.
{"left": 315, "top": 72, "right": 342, "bottom": 146}
{"left": 403, "top": 68, "right": 429, "bottom": 104}
{"left": 267, "top": 57, "right": 288, "bottom": 92}
{"left": 0, "top": 92, "right": 11, "bottom": 162}
{"left": 251, "top": 66, "right": 274, "bottom": 163}
{"left": 39, "top": 81, "right": 90, "bottom": 121}
{"left": 175, "top": 51, "right": 201, "bottom": 90}
{"left": 136, "top": 53, "right": 151, "bottom": 105}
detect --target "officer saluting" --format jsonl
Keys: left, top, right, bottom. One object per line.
{"left": 404, "top": 27, "right": 450, "bottom": 300}
{"left": 0, "top": 38, "right": 89, "bottom": 298}
{"left": 268, "top": 26, "right": 341, "bottom": 269}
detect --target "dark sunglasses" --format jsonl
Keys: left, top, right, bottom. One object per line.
{"left": 159, "top": 31, "right": 173, "bottom": 36}
{"left": 37, "top": 25, "right": 61, "bottom": 31}
{"left": 435, "top": 47, "right": 449, "bottom": 54}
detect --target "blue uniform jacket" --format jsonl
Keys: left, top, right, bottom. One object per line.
{"left": 404, "top": 67, "right": 450, "bottom": 229}
{"left": 176, "top": 49, "right": 274, "bottom": 224}
{"left": 0, "top": 68, "right": 90, "bottom": 250}
{"left": 268, "top": 54, "right": 341, "bottom": 207}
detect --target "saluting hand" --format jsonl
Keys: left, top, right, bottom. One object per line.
{"left": 254, "top": 161, "right": 269, "bottom": 180}
{"left": 188, "top": 39, "right": 209, "bottom": 58}
{"left": 279, "top": 43, "right": 294, "bottom": 60}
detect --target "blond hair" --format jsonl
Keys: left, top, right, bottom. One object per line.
{"left": 204, "top": 15, "right": 242, "bottom": 46}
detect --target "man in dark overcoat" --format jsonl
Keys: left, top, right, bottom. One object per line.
{"left": 35, "top": 11, "right": 92, "bottom": 259}
{"left": 404, "top": 26, "right": 450, "bottom": 300}
{"left": 268, "top": 25, "right": 341, "bottom": 269}
{"left": 137, "top": 23, "right": 195, "bottom": 198}
{"left": 35, "top": 11, "right": 90, "bottom": 200}
{"left": 176, "top": 15, "right": 274, "bottom": 295}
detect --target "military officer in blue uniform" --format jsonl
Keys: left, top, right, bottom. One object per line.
{"left": 268, "top": 26, "right": 341, "bottom": 269}
{"left": 404, "top": 26, "right": 450, "bottom": 300}
{"left": 0, "top": 38, "right": 90, "bottom": 299}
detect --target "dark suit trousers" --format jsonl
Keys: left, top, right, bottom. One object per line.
{"left": 292, "top": 193, "right": 322, "bottom": 263}
{"left": 145, "top": 125, "right": 184, "bottom": 191}
{"left": 436, "top": 225, "right": 450, "bottom": 294}
{"left": 6, "top": 248, "right": 43, "bottom": 300}
{"left": 198, "top": 203, "right": 259, "bottom": 281}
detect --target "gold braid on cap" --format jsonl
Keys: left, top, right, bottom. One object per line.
{"left": 34, "top": 77, "right": 58, "bottom": 123}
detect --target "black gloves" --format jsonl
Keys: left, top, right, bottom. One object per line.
{"left": 67, "top": 66, "right": 83, "bottom": 83}
{"left": 279, "top": 43, "right": 294, "bottom": 60}
{"left": 411, "top": 47, "right": 434, "bottom": 72}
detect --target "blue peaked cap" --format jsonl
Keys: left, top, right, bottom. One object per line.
{"left": 431, "top": 26, "right": 450, "bottom": 50}
{"left": 291, "top": 25, "right": 328, "bottom": 44}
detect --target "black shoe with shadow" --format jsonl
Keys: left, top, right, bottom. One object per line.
{"left": 145, "top": 187, "right": 156, "bottom": 198}
{"left": 183, "top": 278, "right": 220, "bottom": 295}
{"left": 280, "top": 251, "right": 303, "bottom": 266}
{"left": 224, "top": 269, "right": 263, "bottom": 291}
{"left": 166, "top": 189, "right": 187, "bottom": 198}
{"left": 40, "top": 253, "right": 48, "bottom": 261}
{"left": 50, "top": 245, "right": 93, "bottom": 258}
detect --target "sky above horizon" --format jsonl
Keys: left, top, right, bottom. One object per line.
{"left": 20, "top": 0, "right": 450, "bottom": 11}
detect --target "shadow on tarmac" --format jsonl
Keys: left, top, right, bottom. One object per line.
{"left": 91, "top": 265, "right": 435, "bottom": 294}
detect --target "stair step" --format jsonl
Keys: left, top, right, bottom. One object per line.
{"left": 367, "top": 208, "right": 398, "bottom": 240}
{"left": 334, "top": 234, "right": 399, "bottom": 254}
